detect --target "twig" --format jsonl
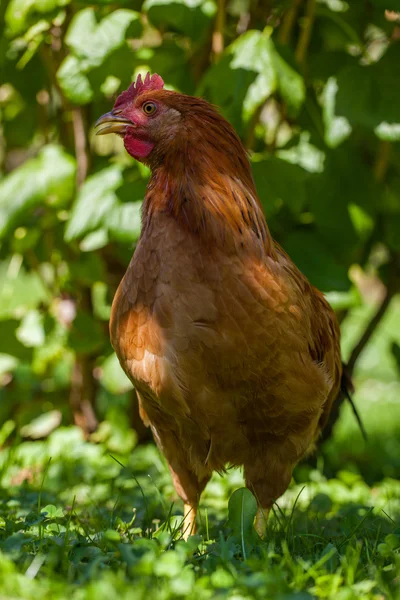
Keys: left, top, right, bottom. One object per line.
{"left": 72, "top": 107, "right": 89, "bottom": 187}
{"left": 212, "top": 0, "right": 226, "bottom": 61}
{"left": 373, "top": 140, "right": 392, "bottom": 183}
{"left": 279, "top": 0, "right": 304, "bottom": 45}
{"left": 295, "top": 0, "right": 316, "bottom": 65}
{"left": 347, "top": 282, "right": 395, "bottom": 376}
{"left": 245, "top": 103, "right": 264, "bottom": 150}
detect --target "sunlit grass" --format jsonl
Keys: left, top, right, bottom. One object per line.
{"left": 0, "top": 299, "right": 400, "bottom": 598}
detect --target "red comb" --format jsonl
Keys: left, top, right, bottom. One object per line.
{"left": 114, "top": 72, "right": 164, "bottom": 109}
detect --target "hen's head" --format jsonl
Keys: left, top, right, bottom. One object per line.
{"left": 96, "top": 71, "right": 252, "bottom": 190}
{"left": 96, "top": 72, "right": 183, "bottom": 164}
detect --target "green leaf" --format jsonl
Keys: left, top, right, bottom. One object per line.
{"left": 305, "top": 147, "right": 379, "bottom": 263}
{"left": 227, "top": 488, "right": 258, "bottom": 556}
{"left": 386, "top": 214, "right": 400, "bottom": 252}
{"left": 276, "top": 132, "right": 325, "bottom": 174}
{"left": 57, "top": 55, "right": 93, "bottom": 105}
{"left": 67, "top": 312, "right": 105, "bottom": 354}
{"left": 20, "top": 411, "right": 62, "bottom": 439}
{"left": 369, "top": 0, "right": 400, "bottom": 9}
{"left": 200, "top": 29, "right": 304, "bottom": 132}
{"left": 322, "top": 77, "right": 352, "bottom": 148}
{"left": 323, "top": 46, "right": 400, "bottom": 144}
{"left": 108, "top": 202, "right": 142, "bottom": 243}
{"left": 57, "top": 8, "right": 141, "bottom": 104}
{"left": 80, "top": 229, "right": 109, "bottom": 252}
{"left": 5, "top": 0, "right": 70, "bottom": 37}
{"left": 283, "top": 231, "right": 350, "bottom": 292}
{"left": 16, "top": 310, "right": 45, "bottom": 347}
{"left": 0, "top": 145, "right": 76, "bottom": 239}
{"left": 146, "top": 40, "right": 196, "bottom": 94}
{"left": 101, "top": 353, "right": 133, "bottom": 395}
{"left": 41, "top": 504, "right": 65, "bottom": 519}
{"left": 143, "top": 0, "right": 216, "bottom": 40}
{"left": 272, "top": 46, "right": 305, "bottom": 116}
{"left": 0, "top": 259, "right": 49, "bottom": 319}
{"left": 0, "top": 355, "right": 19, "bottom": 377}
{"left": 65, "top": 8, "right": 142, "bottom": 70}
{"left": 252, "top": 155, "right": 309, "bottom": 215}
{"left": 153, "top": 550, "right": 185, "bottom": 578}
{"left": 374, "top": 121, "right": 400, "bottom": 142}
{"left": 231, "top": 29, "right": 277, "bottom": 123}
{"left": 68, "top": 254, "right": 106, "bottom": 286}
{"left": 65, "top": 166, "right": 122, "bottom": 241}
{"left": 0, "top": 320, "right": 33, "bottom": 362}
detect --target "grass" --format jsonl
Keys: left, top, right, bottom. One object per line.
{"left": 1, "top": 429, "right": 400, "bottom": 600}
{"left": 0, "top": 299, "right": 400, "bottom": 599}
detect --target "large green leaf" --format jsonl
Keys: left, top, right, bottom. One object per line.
{"left": 65, "top": 8, "right": 142, "bottom": 70}
{"left": 369, "top": 0, "right": 400, "bottom": 9}
{"left": 65, "top": 166, "right": 122, "bottom": 241}
{"left": 5, "top": 0, "right": 70, "bottom": 37}
{"left": 145, "top": 41, "right": 196, "bottom": 94}
{"left": 57, "top": 8, "right": 142, "bottom": 105}
{"left": 0, "top": 145, "right": 76, "bottom": 239}
{"left": 227, "top": 488, "right": 258, "bottom": 555}
{"left": 57, "top": 55, "right": 94, "bottom": 105}
{"left": 283, "top": 231, "right": 350, "bottom": 292}
{"left": 67, "top": 311, "right": 105, "bottom": 354}
{"left": 143, "top": 0, "right": 216, "bottom": 40}
{"left": 252, "top": 155, "right": 309, "bottom": 216}
{"left": 0, "top": 320, "right": 33, "bottom": 362}
{"left": 305, "top": 147, "right": 379, "bottom": 263}
{"left": 322, "top": 45, "right": 400, "bottom": 145}
{"left": 101, "top": 353, "right": 133, "bottom": 395}
{"left": 0, "top": 259, "right": 49, "bottom": 319}
{"left": 200, "top": 29, "right": 304, "bottom": 133}
{"left": 108, "top": 202, "right": 142, "bottom": 243}
{"left": 322, "top": 77, "right": 352, "bottom": 148}
{"left": 272, "top": 45, "right": 306, "bottom": 117}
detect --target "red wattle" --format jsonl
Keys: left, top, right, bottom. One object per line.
{"left": 124, "top": 135, "right": 154, "bottom": 161}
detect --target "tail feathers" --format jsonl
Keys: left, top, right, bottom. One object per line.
{"left": 341, "top": 364, "right": 368, "bottom": 443}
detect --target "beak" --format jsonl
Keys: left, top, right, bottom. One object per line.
{"left": 95, "top": 111, "right": 133, "bottom": 136}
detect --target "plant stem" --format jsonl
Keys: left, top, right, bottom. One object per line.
{"left": 279, "top": 0, "right": 304, "bottom": 45}
{"left": 347, "top": 281, "right": 395, "bottom": 376}
{"left": 212, "top": 0, "right": 226, "bottom": 61}
{"left": 373, "top": 140, "right": 392, "bottom": 183}
{"left": 295, "top": 0, "right": 316, "bottom": 65}
{"left": 72, "top": 107, "right": 90, "bottom": 188}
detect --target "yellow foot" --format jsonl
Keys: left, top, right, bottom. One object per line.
{"left": 254, "top": 507, "right": 270, "bottom": 539}
{"left": 182, "top": 503, "right": 197, "bottom": 540}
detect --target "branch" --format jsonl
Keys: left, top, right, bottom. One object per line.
{"left": 72, "top": 107, "right": 90, "bottom": 188}
{"left": 279, "top": 0, "right": 304, "bottom": 45}
{"left": 373, "top": 140, "right": 392, "bottom": 183}
{"left": 295, "top": 0, "right": 316, "bottom": 65}
{"left": 212, "top": 0, "right": 226, "bottom": 61}
{"left": 346, "top": 280, "right": 396, "bottom": 376}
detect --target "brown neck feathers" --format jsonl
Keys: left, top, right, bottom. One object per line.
{"left": 141, "top": 98, "right": 273, "bottom": 254}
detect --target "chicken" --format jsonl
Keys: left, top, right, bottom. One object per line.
{"left": 96, "top": 72, "right": 342, "bottom": 538}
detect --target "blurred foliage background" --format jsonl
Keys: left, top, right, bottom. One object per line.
{"left": 1, "top": 0, "right": 400, "bottom": 481}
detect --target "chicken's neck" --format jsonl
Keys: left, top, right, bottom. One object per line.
{"left": 142, "top": 139, "right": 273, "bottom": 256}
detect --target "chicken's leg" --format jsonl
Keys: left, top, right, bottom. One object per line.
{"left": 254, "top": 507, "right": 270, "bottom": 538}
{"left": 244, "top": 452, "right": 295, "bottom": 539}
{"left": 151, "top": 426, "right": 210, "bottom": 540}
{"left": 183, "top": 503, "right": 197, "bottom": 538}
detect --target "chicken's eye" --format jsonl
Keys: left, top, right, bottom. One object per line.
{"left": 142, "top": 101, "right": 157, "bottom": 115}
